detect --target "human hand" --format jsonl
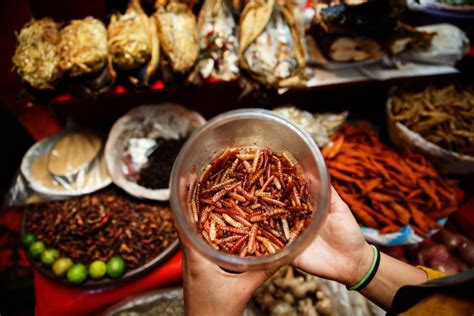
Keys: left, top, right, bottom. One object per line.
{"left": 181, "top": 242, "right": 276, "bottom": 316}
{"left": 293, "top": 186, "right": 373, "bottom": 286}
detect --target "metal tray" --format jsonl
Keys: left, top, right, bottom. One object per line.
{"left": 21, "top": 206, "right": 179, "bottom": 288}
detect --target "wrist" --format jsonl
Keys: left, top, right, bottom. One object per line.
{"left": 346, "top": 242, "right": 374, "bottom": 286}
{"left": 185, "top": 296, "right": 246, "bottom": 316}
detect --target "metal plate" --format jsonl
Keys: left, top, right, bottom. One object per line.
{"left": 20, "top": 131, "right": 112, "bottom": 198}
{"left": 21, "top": 205, "right": 179, "bottom": 288}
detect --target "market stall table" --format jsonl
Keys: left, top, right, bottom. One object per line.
{"left": 34, "top": 251, "right": 182, "bottom": 316}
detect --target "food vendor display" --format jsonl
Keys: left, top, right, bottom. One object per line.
{"left": 5, "top": 0, "right": 473, "bottom": 314}
{"left": 12, "top": 0, "right": 460, "bottom": 98}
{"left": 388, "top": 84, "right": 474, "bottom": 174}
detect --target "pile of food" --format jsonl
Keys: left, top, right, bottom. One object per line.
{"left": 273, "top": 106, "right": 348, "bottom": 147}
{"left": 390, "top": 84, "right": 474, "bottom": 156}
{"left": 310, "top": 1, "right": 434, "bottom": 62}
{"left": 124, "top": 137, "right": 186, "bottom": 189}
{"left": 23, "top": 188, "right": 177, "bottom": 284}
{"left": 13, "top": 16, "right": 114, "bottom": 97}
{"left": 253, "top": 266, "right": 332, "bottom": 316}
{"left": 323, "top": 123, "right": 458, "bottom": 236}
{"left": 193, "top": 147, "right": 312, "bottom": 257}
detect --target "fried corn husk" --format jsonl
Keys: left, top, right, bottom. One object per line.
{"left": 191, "top": 0, "right": 239, "bottom": 82}
{"left": 12, "top": 18, "right": 61, "bottom": 90}
{"left": 59, "top": 17, "right": 108, "bottom": 78}
{"left": 154, "top": 0, "right": 199, "bottom": 74}
{"left": 239, "top": 0, "right": 307, "bottom": 88}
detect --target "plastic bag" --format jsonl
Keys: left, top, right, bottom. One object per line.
{"left": 401, "top": 24, "right": 469, "bottom": 66}
{"left": 239, "top": 0, "right": 308, "bottom": 88}
{"left": 362, "top": 218, "right": 448, "bottom": 247}
{"left": 5, "top": 129, "right": 111, "bottom": 207}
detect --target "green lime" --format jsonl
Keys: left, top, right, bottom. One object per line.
{"left": 52, "top": 257, "right": 74, "bottom": 277}
{"left": 22, "top": 233, "right": 36, "bottom": 248}
{"left": 67, "top": 263, "right": 88, "bottom": 284}
{"left": 89, "top": 260, "right": 107, "bottom": 279}
{"left": 41, "top": 249, "right": 59, "bottom": 266}
{"left": 106, "top": 256, "right": 126, "bottom": 278}
{"left": 29, "top": 241, "right": 46, "bottom": 259}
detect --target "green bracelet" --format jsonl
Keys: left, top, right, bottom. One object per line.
{"left": 346, "top": 245, "right": 380, "bottom": 291}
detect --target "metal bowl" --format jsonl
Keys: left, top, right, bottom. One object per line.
{"left": 20, "top": 131, "right": 112, "bottom": 198}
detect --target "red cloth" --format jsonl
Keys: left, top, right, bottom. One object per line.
{"left": 34, "top": 251, "right": 183, "bottom": 316}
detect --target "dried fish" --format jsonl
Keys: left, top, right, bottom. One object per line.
{"left": 108, "top": 0, "right": 160, "bottom": 86}
{"left": 190, "top": 0, "right": 239, "bottom": 82}
{"left": 239, "top": 0, "right": 307, "bottom": 88}
{"left": 154, "top": 0, "right": 199, "bottom": 74}
{"left": 391, "top": 84, "right": 474, "bottom": 156}
{"left": 13, "top": 18, "right": 62, "bottom": 90}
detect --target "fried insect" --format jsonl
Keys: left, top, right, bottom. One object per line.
{"left": 193, "top": 147, "right": 312, "bottom": 256}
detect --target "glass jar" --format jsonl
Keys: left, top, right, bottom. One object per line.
{"left": 170, "top": 109, "right": 330, "bottom": 271}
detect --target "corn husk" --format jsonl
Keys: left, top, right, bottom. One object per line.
{"left": 59, "top": 17, "right": 108, "bottom": 78}
{"left": 12, "top": 18, "right": 61, "bottom": 90}
{"left": 191, "top": 0, "right": 239, "bottom": 82}
{"left": 108, "top": 0, "right": 160, "bottom": 86}
{"left": 154, "top": 0, "right": 199, "bottom": 74}
{"left": 239, "top": 0, "right": 307, "bottom": 88}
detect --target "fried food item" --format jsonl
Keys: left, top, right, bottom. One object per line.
{"left": 108, "top": 0, "right": 160, "bottom": 86}
{"left": 59, "top": 17, "right": 108, "bottom": 78}
{"left": 12, "top": 18, "right": 62, "bottom": 90}
{"left": 391, "top": 84, "right": 474, "bottom": 156}
{"left": 323, "top": 123, "right": 458, "bottom": 236}
{"left": 154, "top": 0, "right": 199, "bottom": 74}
